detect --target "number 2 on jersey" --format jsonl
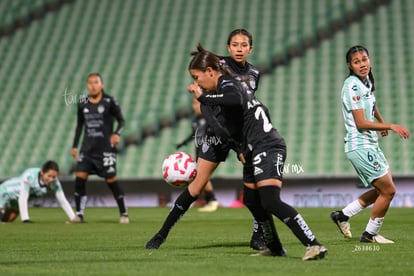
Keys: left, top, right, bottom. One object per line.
{"left": 255, "top": 107, "right": 272, "bottom": 132}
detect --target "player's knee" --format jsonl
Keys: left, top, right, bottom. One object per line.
{"left": 76, "top": 172, "right": 88, "bottom": 179}
{"left": 379, "top": 185, "right": 396, "bottom": 200}
{"left": 387, "top": 190, "right": 395, "bottom": 201}
{"left": 106, "top": 176, "right": 117, "bottom": 183}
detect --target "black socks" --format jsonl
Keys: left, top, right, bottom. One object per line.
{"left": 243, "top": 186, "right": 284, "bottom": 253}
{"left": 158, "top": 188, "right": 197, "bottom": 238}
{"left": 204, "top": 190, "right": 216, "bottom": 203}
{"left": 75, "top": 177, "right": 127, "bottom": 216}
{"left": 74, "top": 177, "right": 87, "bottom": 215}
{"left": 106, "top": 181, "right": 127, "bottom": 215}
{"left": 258, "top": 185, "right": 320, "bottom": 247}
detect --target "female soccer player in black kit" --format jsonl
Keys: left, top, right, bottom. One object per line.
{"left": 176, "top": 97, "right": 220, "bottom": 212}
{"left": 187, "top": 47, "right": 328, "bottom": 260}
{"left": 146, "top": 30, "right": 277, "bottom": 253}
{"left": 178, "top": 29, "right": 268, "bottom": 249}
{"left": 71, "top": 73, "right": 129, "bottom": 224}
{"left": 146, "top": 46, "right": 327, "bottom": 261}
{"left": 220, "top": 29, "right": 267, "bottom": 250}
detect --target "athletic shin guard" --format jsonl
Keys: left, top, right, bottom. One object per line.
{"left": 243, "top": 186, "right": 284, "bottom": 252}
{"left": 258, "top": 186, "right": 320, "bottom": 246}
{"left": 158, "top": 188, "right": 197, "bottom": 238}
{"left": 107, "top": 181, "right": 127, "bottom": 215}
{"left": 74, "top": 177, "right": 87, "bottom": 215}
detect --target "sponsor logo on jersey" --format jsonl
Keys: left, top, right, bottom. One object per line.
{"left": 352, "top": 85, "right": 358, "bottom": 91}
{"left": 352, "top": 95, "right": 360, "bottom": 102}
{"left": 202, "top": 143, "right": 209, "bottom": 153}
{"left": 253, "top": 166, "right": 264, "bottom": 176}
{"left": 98, "top": 105, "right": 105, "bottom": 113}
{"left": 373, "top": 161, "right": 381, "bottom": 171}
{"left": 205, "top": 94, "right": 224, "bottom": 98}
{"left": 249, "top": 80, "right": 256, "bottom": 90}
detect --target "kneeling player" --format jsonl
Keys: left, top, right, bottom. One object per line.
{"left": 0, "top": 160, "right": 76, "bottom": 223}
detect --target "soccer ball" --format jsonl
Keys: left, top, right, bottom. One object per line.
{"left": 162, "top": 152, "right": 197, "bottom": 188}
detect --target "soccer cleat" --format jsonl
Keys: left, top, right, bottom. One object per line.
{"left": 302, "top": 245, "right": 328, "bottom": 261}
{"left": 145, "top": 233, "right": 166, "bottom": 249}
{"left": 119, "top": 214, "right": 130, "bottom": 224}
{"left": 77, "top": 214, "right": 85, "bottom": 223}
{"left": 360, "top": 232, "right": 394, "bottom": 244}
{"left": 250, "top": 247, "right": 287, "bottom": 257}
{"left": 249, "top": 233, "right": 267, "bottom": 251}
{"left": 330, "top": 211, "right": 352, "bottom": 239}
{"left": 198, "top": 200, "right": 220, "bottom": 212}
{"left": 66, "top": 214, "right": 84, "bottom": 224}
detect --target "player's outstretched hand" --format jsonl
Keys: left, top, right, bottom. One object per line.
{"left": 390, "top": 124, "right": 410, "bottom": 139}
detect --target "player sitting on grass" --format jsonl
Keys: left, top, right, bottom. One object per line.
{"left": 0, "top": 160, "right": 76, "bottom": 223}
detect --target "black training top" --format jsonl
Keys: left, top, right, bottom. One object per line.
{"left": 219, "top": 56, "right": 260, "bottom": 93}
{"left": 72, "top": 93, "right": 125, "bottom": 154}
{"left": 198, "top": 75, "right": 285, "bottom": 156}
{"left": 191, "top": 56, "right": 261, "bottom": 153}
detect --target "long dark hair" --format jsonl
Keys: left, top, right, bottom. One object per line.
{"left": 87, "top": 73, "right": 105, "bottom": 93}
{"left": 188, "top": 44, "right": 233, "bottom": 76}
{"left": 346, "top": 45, "right": 375, "bottom": 91}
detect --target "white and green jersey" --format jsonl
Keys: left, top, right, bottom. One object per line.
{"left": 341, "top": 75, "right": 378, "bottom": 152}
{"left": 0, "top": 168, "right": 76, "bottom": 222}
{"left": 0, "top": 168, "right": 62, "bottom": 202}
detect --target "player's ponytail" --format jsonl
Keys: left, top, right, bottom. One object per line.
{"left": 188, "top": 44, "right": 234, "bottom": 77}
{"left": 345, "top": 45, "right": 375, "bottom": 92}
{"left": 367, "top": 70, "right": 375, "bottom": 92}
{"left": 189, "top": 44, "right": 221, "bottom": 72}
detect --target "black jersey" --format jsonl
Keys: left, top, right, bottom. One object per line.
{"left": 198, "top": 75, "right": 285, "bottom": 156}
{"left": 195, "top": 57, "right": 259, "bottom": 151}
{"left": 72, "top": 93, "right": 125, "bottom": 155}
{"left": 219, "top": 56, "right": 260, "bottom": 94}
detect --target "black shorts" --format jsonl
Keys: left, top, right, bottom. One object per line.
{"left": 243, "top": 147, "right": 286, "bottom": 183}
{"left": 76, "top": 151, "right": 117, "bottom": 178}
{"left": 196, "top": 139, "right": 230, "bottom": 163}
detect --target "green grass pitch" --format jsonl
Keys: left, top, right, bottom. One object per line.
{"left": 0, "top": 207, "right": 413, "bottom": 275}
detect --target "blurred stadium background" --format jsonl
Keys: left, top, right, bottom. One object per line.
{"left": 0, "top": 0, "right": 412, "bottom": 206}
